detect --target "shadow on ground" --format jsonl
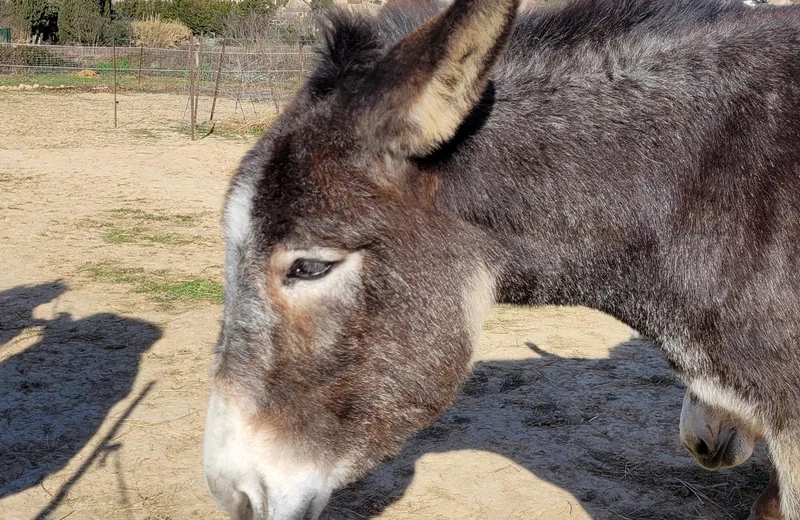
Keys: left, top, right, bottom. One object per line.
{"left": 0, "top": 281, "right": 162, "bottom": 502}
{"left": 327, "top": 340, "right": 770, "bottom": 520}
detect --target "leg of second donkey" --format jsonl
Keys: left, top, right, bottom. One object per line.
{"left": 769, "top": 432, "right": 800, "bottom": 520}
{"left": 749, "top": 468, "right": 781, "bottom": 520}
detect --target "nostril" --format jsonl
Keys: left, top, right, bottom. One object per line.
{"left": 694, "top": 438, "right": 711, "bottom": 457}
{"left": 233, "top": 489, "right": 255, "bottom": 520}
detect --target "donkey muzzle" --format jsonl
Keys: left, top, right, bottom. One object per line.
{"left": 204, "top": 389, "right": 332, "bottom": 520}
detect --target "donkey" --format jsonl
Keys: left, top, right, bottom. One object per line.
{"left": 203, "top": 0, "right": 800, "bottom": 517}
{"left": 680, "top": 391, "right": 781, "bottom": 519}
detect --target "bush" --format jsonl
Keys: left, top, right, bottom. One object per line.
{"left": 275, "top": 21, "right": 317, "bottom": 46}
{"left": 107, "top": 17, "right": 132, "bottom": 45}
{"left": 132, "top": 16, "right": 190, "bottom": 47}
{"left": 4, "top": 0, "right": 58, "bottom": 43}
{"left": 57, "top": 0, "right": 105, "bottom": 44}
{"left": 0, "top": 44, "right": 75, "bottom": 71}
{"left": 117, "top": 0, "right": 236, "bottom": 35}
{"left": 235, "top": 0, "right": 279, "bottom": 16}
{"left": 167, "top": 0, "right": 234, "bottom": 35}
{"left": 94, "top": 57, "right": 132, "bottom": 72}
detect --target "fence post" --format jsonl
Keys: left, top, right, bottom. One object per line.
{"left": 209, "top": 38, "right": 226, "bottom": 122}
{"left": 112, "top": 37, "right": 118, "bottom": 128}
{"left": 256, "top": 36, "right": 280, "bottom": 116}
{"left": 188, "top": 35, "right": 196, "bottom": 141}
{"left": 194, "top": 36, "right": 203, "bottom": 129}
{"left": 137, "top": 46, "right": 144, "bottom": 87}
{"left": 298, "top": 44, "right": 304, "bottom": 83}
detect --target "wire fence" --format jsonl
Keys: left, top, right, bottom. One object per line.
{"left": 0, "top": 41, "right": 317, "bottom": 133}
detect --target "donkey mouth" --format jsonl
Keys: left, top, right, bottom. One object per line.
{"left": 697, "top": 430, "right": 742, "bottom": 470}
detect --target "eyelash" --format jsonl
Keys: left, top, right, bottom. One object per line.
{"left": 286, "top": 259, "right": 337, "bottom": 281}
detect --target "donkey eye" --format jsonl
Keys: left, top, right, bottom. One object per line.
{"left": 286, "top": 259, "right": 336, "bottom": 281}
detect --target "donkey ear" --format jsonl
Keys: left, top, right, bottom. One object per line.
{"left": 360, "top": 0, "right": 519, "bottom": 157}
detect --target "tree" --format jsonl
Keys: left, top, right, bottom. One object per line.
{"left": 8, "top": 0, "right": 58, "bottom": 43}
{"left": 57, "top": 0, "right": 106, "bottom": 44}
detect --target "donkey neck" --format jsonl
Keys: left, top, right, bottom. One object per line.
{"left": 425, "top": 90, "right": 674, "bottom": 338}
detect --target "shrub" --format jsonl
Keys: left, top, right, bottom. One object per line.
{"left": 3, "top": 0, "right": 58, "bottom": 43}
{"left": 166, "top": 0, "right": 234, "bottom": 35}
{"left": 132, "top": 15, "right": 191, "bottom": 47}
{"left": 0, "top": 45, "right": 79, "bottom": 74}
{"left": 57, "top": 0, "right": 106, "bottom": 44}
{"left": 0, "top": 43, "right": 74, "bottom": 70}
{"left": 106, "top": 17, "right": 132, "bottom": 45}
{"left": 94, "top": 57, "right": 132, "bottom": 72}
{"left": 118, "top": 0, "right": 235, "bottom": 35}
{"left": 275, "top": 19, "right": 317, "bottom": 46}
{"left": 120, "top": 0, "right": 290, "bottom": 36}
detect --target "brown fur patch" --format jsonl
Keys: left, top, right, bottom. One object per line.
{"left": 268, "top": 247, "right": 315, "bottom": 343}
{"left": 413, "top": 172, "right": 441, "bottom": 207}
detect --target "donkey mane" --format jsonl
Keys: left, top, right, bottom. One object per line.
{"left": 311, "top": 0, "right": 747, "bottom": 101}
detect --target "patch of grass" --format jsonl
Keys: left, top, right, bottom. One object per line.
{"left": 107, "top": 208, "right": 170, "bottom": 222}
{"left": 86, "top": 264, "right": 145, "bottom": 285}
{"left": 0, "top": 173, "right": 36, "bottom": 184}
{"left": 0, "top": 73, "right": 188, "bottom": 91}
{"left": 84, "top": 263, "right": 222, "bottom": 305}
{"left": 102, "top": 229, "right": 138, "bottom": 243}
{"left": 137, "top": 279, "right": 223, "bottom": 303}
{"left": 82, "top": 208, "right": 205, "bottom": 246}
{"left": 178, "top": 114, "right": 277, "bottom": 140}
{"left": 75, "top": 218, "right": 113, "bottom": 229}
{"left": 174, "top": 213, "right": 200, "bottom": 226}
{"left": 129, "top": 128, "right": 159, "bottom": 140}
{"left": 94, "top": 58, "right": 133, "bottom": 73}
{"left": 144, "top": 234, "right": 174, "bottom": 244}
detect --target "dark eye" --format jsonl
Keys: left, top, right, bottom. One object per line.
{"left": 286, "top": 259, "right": 335, "bottom": 281}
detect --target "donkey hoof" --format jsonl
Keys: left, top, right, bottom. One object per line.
{"left": 748, "top": 495, "right": 782, "bottom": 520}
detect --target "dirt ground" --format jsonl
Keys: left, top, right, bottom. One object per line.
{"left": 0, "top": 91, "right": 771, "bottom": 520}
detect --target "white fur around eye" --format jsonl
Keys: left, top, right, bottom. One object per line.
{"left": 275, "top": 249, "right": 363, "bottom": 302}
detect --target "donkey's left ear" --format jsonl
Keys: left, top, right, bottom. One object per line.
{"left": 358, "top": 0, "right": 519, "bottom": 157}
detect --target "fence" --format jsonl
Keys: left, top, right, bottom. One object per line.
{"left": 0, "top": 41, "right": 317, "bottom": 134}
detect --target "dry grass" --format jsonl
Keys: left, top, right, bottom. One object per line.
{"left": 77, "top": 208, "right": 205, "bottom": 246}
{"left": 192, "top": 111, "right": 279, "bottom": 139}
{"left": 70, "top": 70, "right": 100, "bottom": 78}
{"left": 132, "top": 16, "right": 192, "bottom": 48}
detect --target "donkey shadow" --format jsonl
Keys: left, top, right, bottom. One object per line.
{"left": 328, "top": 340, "right": 771, "bottom": 520}
{"left": 0, "top": 281, "right": 162, "bottom": 499}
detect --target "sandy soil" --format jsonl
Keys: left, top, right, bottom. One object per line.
{"left": 0, "top": 91, "right": 771, "bottom": 520}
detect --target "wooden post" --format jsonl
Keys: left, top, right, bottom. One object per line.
{"left": 112, "top": 36, "right": 118, "bottom": 128}
{"left": 189, "top": 35, "right": 196, "bottom": 141}
{"left": 256, "top": 36, "right": 280, "bottom": 115}
{"left": 137, "top": 45, "right": 144, "bottom": 87}
{"left": 209, "top": 38, "right": 226, "bottom": 122}
{"left": 194, "top": 36, "right": 203, "bottom": 129}
{"left": 298, "top": 44, "right": 304, "bottom": 83}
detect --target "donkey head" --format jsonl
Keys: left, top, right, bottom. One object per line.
{"left": 203, "top": 0, "right": 519, "bottom": 518}
{"left": 679, "top": 391, "right": 762, "bottom": 471}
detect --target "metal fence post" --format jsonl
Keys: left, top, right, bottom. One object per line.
{"left": 188, "top": 35, "right": 196, "bottom": 141}
{"left": 209, "top": 38, "right": 226, "bottom": 122}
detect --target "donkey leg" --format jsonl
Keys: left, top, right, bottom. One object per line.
{"left": 748, "top": 467, "right": 781, "bottom": 520}
{"left": 768, "top": 433, "right": 800, "bottom": 520}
